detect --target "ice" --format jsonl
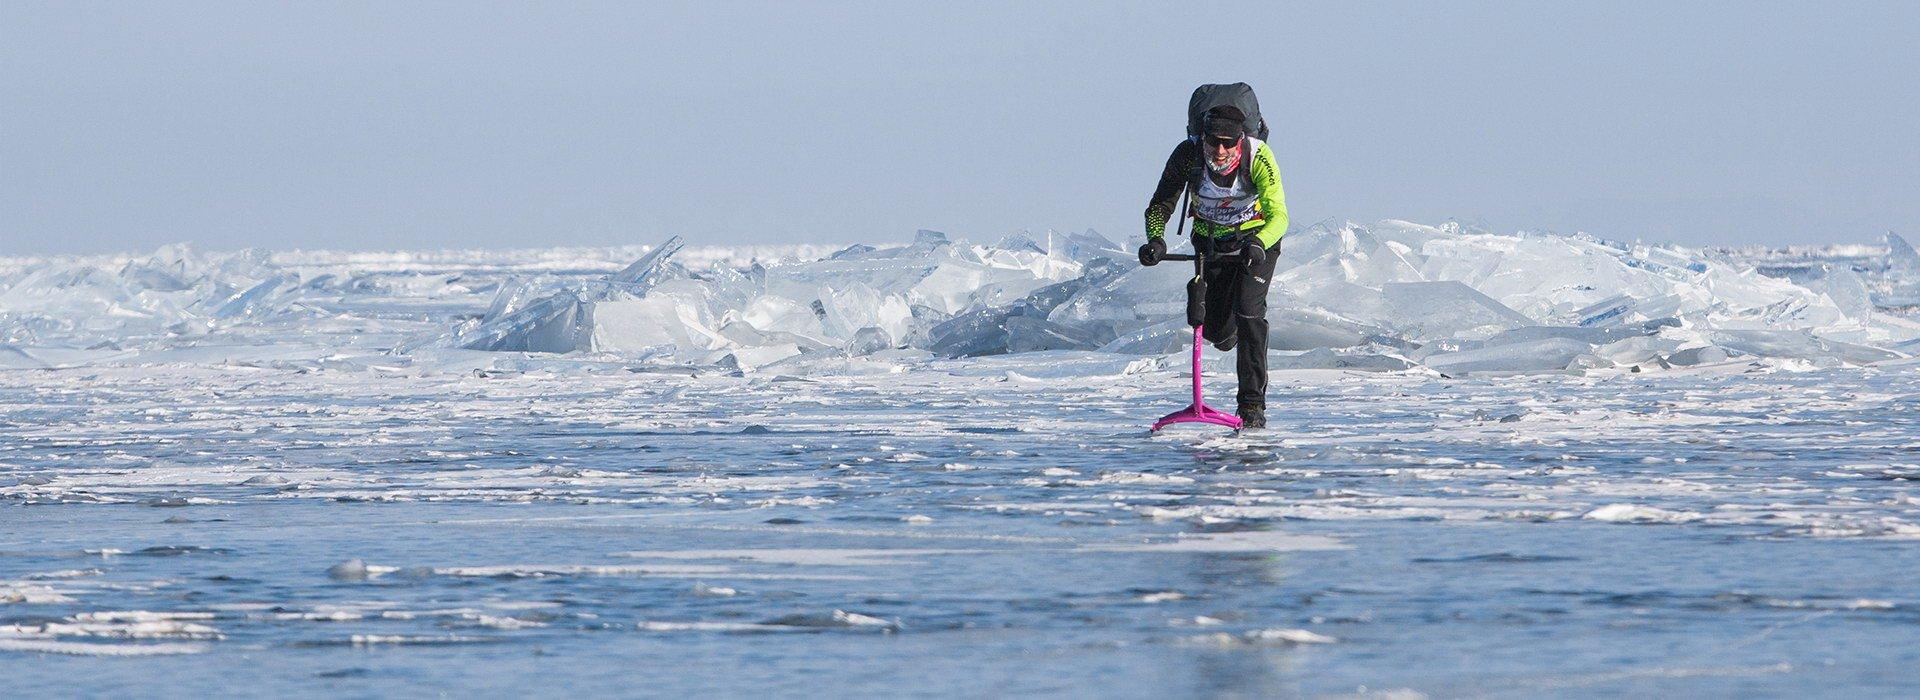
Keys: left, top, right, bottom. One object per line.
{"left": 818, "top": 283, "right": 914, "bottom": 343}
{"left": 1, "top": 221, "right": 1915, "bottom": 378}
{"left": 0, "top": 639, "right": 210, "bottom": 657}
{"left": 1709, "top": 329, "right": 1901, "bottom": 366}
{"left": 759, "top": 610, "right": 899, "bottom": 629}
{"left": 1, "top": 584, "right": 77, "bottom": 604}
{"left": 1422, "top": 337, "right": 1596, "bottom": 376}
{"left": 1264, "top": 347, "right": 1415, "bottom": 372}
{"left": 1590, "top": 335, "right": 1687, "bottom": 366}
{"left": 1265, "top": 306, "right": 1388, "bottom": 351}
{"left": 844, "top": 326, "right": 894, "bottom": 356}
{"left": 9, "top": 226, "right": 1920, "bottom": 695}
{"left": 1871, "top": 232, "right": 1920, "bottom": 311}
{"left": 1098, "top": 318, "right": 1194, "bottom": 355}
{"left": 1003, "top": 315, "right": 1106, "bottom": 353}
{"left": 1376, "top": 281, "right": 1535, "bottom": 339}
{"left": 609, "top": 235, "right": 687, "bottom": 288}
{"left": 461, "top": 292, "right": 593, "bottom": 353}
{"left": 1032, "top": 221, "right": 1909, "bottom": 371}
{"left": 1664, "top": 344, "right": 1731, "bottom": 366}
{"left": 1887, "top": 231, "right": 1920, "bottom": 275}
{"left": 928, "top": 350, "right": 1156, "bottom": 379}
{"left": 1807, "top": 264, "right": 1875, "bottom": 320}
{"left": 0, "top": 244, "right": 297, "bottom": 346}
{"left": 10, "top": 318, "right": 1920, "bottom": 694}
{"left": 1584, "top": 504, "right": 1703, "bottom": 524}
{"left": 481, "top": 229, "right": 1103, "bottom": 362}
{"left": 322, "top": 559, "right": 366, "bottom": 581}
{"left": 1048, "top": 228, "right": 1131, "bottom": 263}
{"left": 1046, "top": 256, "right": 1191, "bottom": 343}
{"left": 928, "top": 259, "right": 1123, "bottom": 357}
{"left": 1482, "top": 323, "right": 1670, "bottom": 347}
{"left": 1183, "top": 628, "right": 1339, "bottom": 647}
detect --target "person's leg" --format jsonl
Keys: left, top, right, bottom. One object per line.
{"left": 1201, "top": 239, "right": 1241, "bottom": 349}
{"left": 1234, "top": 241, "right": 1280, "bottom": 418}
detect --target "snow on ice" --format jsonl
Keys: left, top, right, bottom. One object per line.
{"left": 7, "top": 225, "right": 1920, "bottom": 694}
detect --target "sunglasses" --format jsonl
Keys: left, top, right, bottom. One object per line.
{"left": 1206, "top": 136, "right": 1240, "bottom": 149}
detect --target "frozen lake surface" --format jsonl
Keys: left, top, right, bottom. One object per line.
{"left": 4, "top": 229, "right": 1920, "bottom": 696}
{"left": 6, "top": 360, "right": 1920, "bottom": 697}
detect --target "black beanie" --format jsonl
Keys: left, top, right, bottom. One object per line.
{"left": 1203, "top": 106, "right": 1246, "bottom": 139}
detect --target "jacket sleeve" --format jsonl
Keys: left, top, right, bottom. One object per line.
{"left": 1144, "top": 141, "right": 1199, "bottom": 240}
{"left": 1249, "top": 140, "right": 1289, "bottom": 248}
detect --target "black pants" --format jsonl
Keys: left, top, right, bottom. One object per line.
{"left": 1196, "top": 236, "right": 1279, "bottom": 410}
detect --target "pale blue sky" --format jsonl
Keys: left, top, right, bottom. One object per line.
{"left": 4, "top": 1, "right": 1916, "bottom": 255}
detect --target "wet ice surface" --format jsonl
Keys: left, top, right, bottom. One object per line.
{"left": 4, "top": 228, "right": 1920, "bottom": 695}
{"left": 7, "top": 361, "right": 1920, "bottom": 697}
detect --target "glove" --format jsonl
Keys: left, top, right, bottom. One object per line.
{"left": 1138, "top": 238, "right": 1166, "bottom": 266}
{"left": 1243, "top": 238, "right": 1267, "bottom": 266}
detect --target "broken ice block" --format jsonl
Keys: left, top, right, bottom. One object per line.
{"left": 1050, "top": 229, "right": 1128, "bottom": 263}
{"left": 610, "top": 236, "right": 686, "bottom": 288}
{"left": 589, "top": 296, "right": 728, "bottom": 354}
{"left": 846, "top": 326, "right": 894, "bottom": 355}
{"left": 1805, "top": 264, "right": 1875, "bottom": 320}
{"left": 1665, "top": 345, "right": 1731, "bottom": 366}
{"left": 1378, "top": 281, "right": 1535, "bottom": 339}
{"left": 462, "top": 293, "right": 591, "bottom": 353}
{"left": 1266, "top": 306, "right": 1382, "bottom": 351}
{"left": 1097, "top": 318, "right": 1191, "bottom": 355}
{"left": 817, "top": 283, "right": 914, "bottom": 343}
{"left": 1709, "top": 329, "right": 1901, "bottom": 365}
{"left": 1422, "top": 337, "right": 1594, "bottom": 375}
{"left": 1004, "top": 316, "right": 1103, "bottom": 353}
{"left": 1887, "top": 232, "right": 1920, "bottom": 276}
{"left": 1592, "top": 335, "right": 1686, "bottom": 366}
{"left": 1265, "top": 347, "right": 1414, "bottom": 371}
{"left": 1047, "top": 249, "right": 1191, "bottom": 334}
{"left": 1574, "top": 294, "right": 1635, "bottom": 327}
{"left": 1482, "top": 323, "right": 1669, "bottom": 347}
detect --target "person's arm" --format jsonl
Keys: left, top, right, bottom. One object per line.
{"left": 1143, "top": 140, "right": 1201, "bottom": 239}
{"left": 1248, "top": 140, "right": 1289, "bottom": 248}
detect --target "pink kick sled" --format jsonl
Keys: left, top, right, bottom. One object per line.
{"left": 1151, "top": 322, "right": 1243, "bottom": 431}
{"left": 1148, "top": 189, "right": 1248, "bottom": 433}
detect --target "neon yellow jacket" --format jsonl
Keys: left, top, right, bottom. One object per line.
{"left": 1144, "top": 138, "right": 1288, "bottom": 248}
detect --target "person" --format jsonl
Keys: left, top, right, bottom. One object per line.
{"left": 1136, "top": 105, "right": 1288, "bottom": 429}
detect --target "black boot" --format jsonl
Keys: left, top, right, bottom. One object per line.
{"left": 1237, "top": 404, "right": 1265, "bottom": 429}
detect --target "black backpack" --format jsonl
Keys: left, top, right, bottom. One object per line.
{"left": 1186, "top": 83, "right": 1268, "bottom": 142}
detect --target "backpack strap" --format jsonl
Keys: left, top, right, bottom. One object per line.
{"left": 1174, "top": 183, "right": 1191, "bottom": 239}
{"left": 1185, "top": 139, "right": 1205, "bottom": 193}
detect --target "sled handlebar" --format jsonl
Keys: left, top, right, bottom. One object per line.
{"left": 1160, "top": 249, "right": 1243, "bottom": 262}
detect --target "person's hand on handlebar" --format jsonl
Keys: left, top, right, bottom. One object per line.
{"left": 1242, "top": 236, "right": 1267, "bottom": 267}
{"left": 1138, "top": 238, "right": 1166, "bottom": 266}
